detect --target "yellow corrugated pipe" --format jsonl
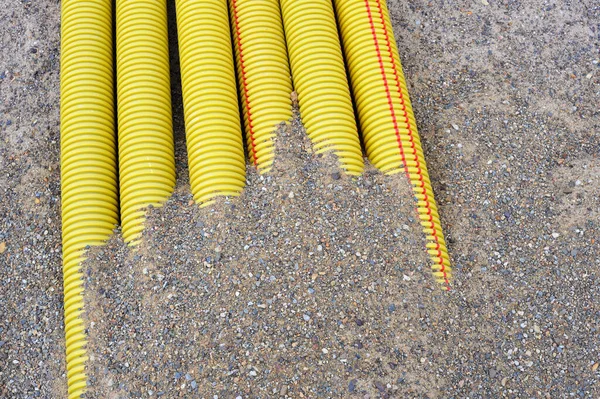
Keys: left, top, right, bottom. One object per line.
{"left": 280, "top": 0, "right": 364, "bottom": 175}
{"left": 60, "top": 1, "right": 118, "bottom": 397}
{"left": 334, "top": 0, "right": 452, "bottom": 289}
{"left": 175, "top": 0, "right": 246, "bottom": 205}
{"left": 229, "top": 0, "right": 293, "bottom": 173}
{"left": 116, "top": 0, "right": 176, "bottom": 245}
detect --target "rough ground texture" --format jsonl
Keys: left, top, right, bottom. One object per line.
{"left": 0, "top": 0, "right": 598, "bottom": 398}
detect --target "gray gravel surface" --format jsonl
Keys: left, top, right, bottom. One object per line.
{"left": 84, "top": 119, "right": 436, "bottom": 398}
{"left": 1, "top": 0, "right": 599, "bottom": 398}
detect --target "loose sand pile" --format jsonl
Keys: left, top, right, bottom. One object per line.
{"left": 83, "top": 112, "right": 450, "bottom": 398}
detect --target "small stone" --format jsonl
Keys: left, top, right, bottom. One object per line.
{"left": 190, "top": 381, "right": 197, "bottom": 389}
{"left": 501, "top": 377, "right": 509, "bottom": 386}
{"left": 279, "top": 386, "right": 288, "bottom": 396}
{"left": 551, "top": 232, "right": 560, "bottom": 238}
{"left": 0, "top": 242, "right": 6, "bottom": 254}
{"left": 332, "top": 172, "right": 341, "bottom": 180}
{"left": 322, "top": 348, "right": 329, "bottom": 354}
{"left": 288, "top": 191, "right": 295, "bottom": 199}
{"left": 249, "top": 370, "right": 257, "bottom": 377}
{"left": 403, "top": 275, "right": 411, "bottom": 281}
{"left": 348, "top": 379, "right": 357, "bottom": 392}
{"left": 592, "top": 363, "right": 599, "bottom": 372}
{"left": 303, "top": 314, "right": 310, "bottom": 321}
{"left": 355, "top": 319, "right": 364, "bottom": 326}
{"left": 489, "top": 369, "right": 496, "bottom": 378}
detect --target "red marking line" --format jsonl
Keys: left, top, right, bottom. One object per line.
{"left": 365, "top": 0, "right": 450, "bottom": 289}
{"left": 232, "top": 0, "right": 259, "bottom": 165}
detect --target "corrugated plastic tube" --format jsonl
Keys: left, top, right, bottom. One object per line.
{"left": 60, "top": 1, "right": 118, "bottom": 397}
{"left": 334, "top": 0, "right": 452, "bottom": 289}
{"left": 175, "top": 0, "right": 246, "bottom": 205}
{"left": 280, "top": 0, "right": 364, "bottom": 175}
{"left": 229, "top": 0, "right": 293, "bottom": 173}
{"left": 116, "top": 0, "right": 176, "bottom": 244}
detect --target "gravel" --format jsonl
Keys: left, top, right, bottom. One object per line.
{"left": 83, "top": 116, "right": 434, "bottom": 398}
{"left": 1, "top": 0, "right": 599, "bottom": 398}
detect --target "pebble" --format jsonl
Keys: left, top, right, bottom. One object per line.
{"left": 349, "top": 379, "right": 357, "bottom": 392}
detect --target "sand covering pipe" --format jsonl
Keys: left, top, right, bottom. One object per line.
{"left": 280, "top": 0, "right": 364, "bottom": 175}
{"left": 334, "top": 0, "right": 452, "bottom": 289}
{"left": 116, "top": 0, "right": 176, "bottom": 245}
{"left": 60, "top": 0, "right": 118, "bottom": 397}
{"left": 175, "top": 0, "right": 246, "bottom": 205}
{"left": 229, "top": 0, "right": 293, "bottom": 172}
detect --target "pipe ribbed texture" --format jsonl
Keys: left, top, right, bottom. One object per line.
{"left": 175, "top": 0, "right": 246, "bottom": 205}
{"left": 60, "top": 1, "right": 118, "bottom": 397}
{"left": 229, "top": 0, "right": 293, "bottom": 173}
{"left": 280, "top": 0, "right": 364, "bottom": 175}
{"left": 334, "top": 0, "right": 452, "bottom": 289}
{"left": 116, "top": 0, "right": 176, "bottom": 244}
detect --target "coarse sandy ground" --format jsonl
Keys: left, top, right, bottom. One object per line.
{"left": 0, "top": 0, "right": 599, "bottom": 398}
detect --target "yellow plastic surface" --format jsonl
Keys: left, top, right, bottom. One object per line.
{"left": 175, "top": 0, "right": 246, "bottom": 205}
{"left": 334, "top": 0, "right": 452, "bottom": 289}
{"left": 280, "top": 0, "right": 364, "bottom": 175}
{"left": 229, "top": 0, "right": 293, "bottom": 173}
{"left": 60, "top": 1, "right": 118, "bottom": 397}
{"left": 116, "top": 0, "right": 176, "bottom": 244}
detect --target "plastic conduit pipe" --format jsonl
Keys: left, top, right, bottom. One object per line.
{"left": 116, "top": 0, "right": 176, "bottom": 244}
{"left": 280, "top": 0, "right": 364, "bottom": 176}
{"left": 229, "top": 0, "right": 293, "bottom": 173}
{"left": 60, "top": 1, "right": 118, "bottom": 397}
{"left": 175, "top": 0, "right": 246, "bottom": 205}
{"left": 334, "top": 0, "right": 452, "bottom": 289}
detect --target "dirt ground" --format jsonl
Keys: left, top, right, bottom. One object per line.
{"left": 0, "top": 0, "right": 599, "bottom": 398}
